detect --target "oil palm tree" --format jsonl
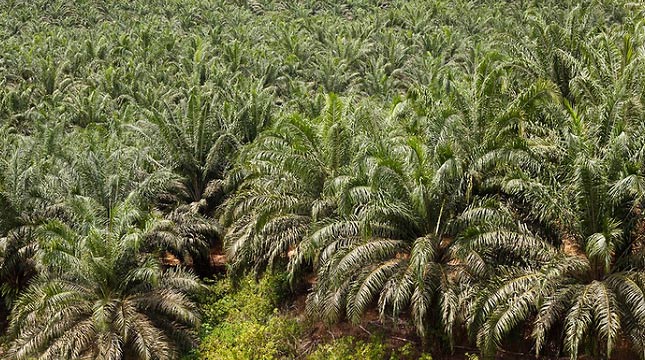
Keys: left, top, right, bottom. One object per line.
{"left": 71, "top": 123, "right": 219, "bottom": 273}
{"left": 305, "top": 130, "right": 462, "bottom": 345}
{"left": 306, "top": 130, "right": 550, "bottom": 348}
{"left": 4, "top": 196, "right": 201, "bottom": 360}
{"left": 0, "top": 125, "right": 181, "bottom": 313}
{"left": 140, "top": 84, "right": 273, "bottom": 273}
{"left": 144, "top": 84, "right": 273, "bottom": 208}
{"left": 222, "top": 94, "right": 356, "bottom": 279}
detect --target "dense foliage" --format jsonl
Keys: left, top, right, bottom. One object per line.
{"left": 193, "top": 275, "right": 301, "bottom": 360}
{"left": 1, "top": 0, "right": 645, "bottom": 359}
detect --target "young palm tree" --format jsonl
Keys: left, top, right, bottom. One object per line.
{"left": 0, "top": 125, "right": 188, "bottom": 326}
{"left": 140, "top": 85, "right": 273, "bottom": 273}
{"left": 4, "top": 196, "right": 201, "bottom": 360}
{"left": 306, "top": 130, "right": 551, "bottom": 348}
{"left": 144, "top": 84, "right": 273, "bottom": 208}
{"left": 222, "top": 94, "right": 356, "bottom": 279}
{"left": 305, "top": 130, "right": 462, "bottom": 344}
{"left": 69, "top": 124, "right": 221, "bottom": 273}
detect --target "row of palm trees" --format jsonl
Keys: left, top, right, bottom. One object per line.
{"left": 1, "top": 0, "right": 644, "bottom": 359}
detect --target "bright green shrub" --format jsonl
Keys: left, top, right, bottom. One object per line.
{"left": 306, "top": 336, "right": 431, "bottom": 360}
{"left": 199, "top": 315, "right": 300, "bottom": 360}
{"left": 191, "top": 274, "right": 301, "bottom": 360}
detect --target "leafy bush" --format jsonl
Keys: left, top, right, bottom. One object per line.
{"left": 190, "top": 276, "right": 431, "bottom": 360}
{"left": 199, "top": 315, "right": 301, "bottom": 360}
{"left": 190, "top": 274, "right": 301, "bottom": 360}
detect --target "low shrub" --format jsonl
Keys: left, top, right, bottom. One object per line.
{"left": 187, "top": 273, "right": 301, "bottom": 360}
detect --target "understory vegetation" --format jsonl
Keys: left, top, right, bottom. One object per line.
{"left": 1, "top": 0, "right": 645, "bottom": 359}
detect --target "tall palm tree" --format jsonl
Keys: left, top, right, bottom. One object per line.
{"left": 4, "top": 196, "right": 201, "bottom": 360}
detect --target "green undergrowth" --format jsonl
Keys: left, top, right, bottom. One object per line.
{"left": 307, "top": 337, "right": 432, "bottom": 360}
{"left": 185, "top": 273, "right": 300, "bottom": 360}
{"left": 186, "top": 274, "right": 434, "bottom": 360}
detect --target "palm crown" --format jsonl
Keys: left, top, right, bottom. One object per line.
{"left": 5, "top": 196, "right": 200, "bottom": 360}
